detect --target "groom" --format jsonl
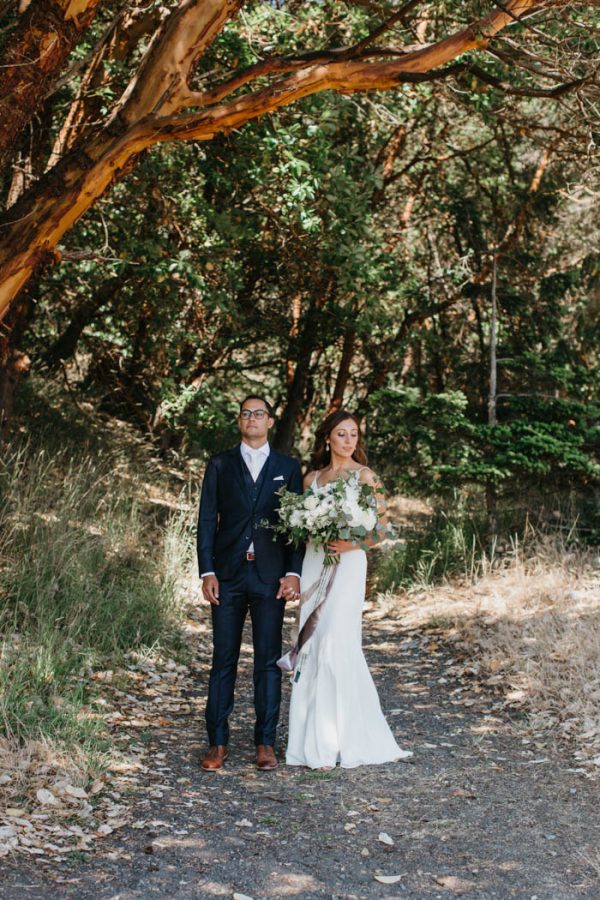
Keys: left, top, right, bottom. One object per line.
{"left": 197, "top": 395, "right": 304, "bottom": 771}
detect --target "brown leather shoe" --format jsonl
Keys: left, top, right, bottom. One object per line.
{"left": 200, "top": 745, "right": 229, "bottom": 770}
{"left": 256, "top": 744, "right": 278, "bottom": 770}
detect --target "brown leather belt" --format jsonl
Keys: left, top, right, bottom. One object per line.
{"left": 246, "top": 551, "right": 256, "bottom": 561}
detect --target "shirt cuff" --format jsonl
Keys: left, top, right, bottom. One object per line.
{"left": 285, "top": 572, "right": 301, "bottom": 579}
{"left": 200, "top": 571, "right": 216, "bottom": 578}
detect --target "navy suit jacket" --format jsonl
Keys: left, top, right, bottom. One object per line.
{"left": 197, "top": 445, "right": 305, "bottom": 583}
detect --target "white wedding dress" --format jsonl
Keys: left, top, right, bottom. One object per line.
{"left": 286, "top": 495, "right": 413, "bottom": 768}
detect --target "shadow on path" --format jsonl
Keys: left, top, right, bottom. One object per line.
{"left": 2, "top": 606, "right": 599, "bottom": 898}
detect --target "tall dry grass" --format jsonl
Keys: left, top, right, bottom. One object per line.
{"left": 0, "top": 444, "right": 195, "bottom": 752}
{"left": 387, "top": 534, "right": 600, "bottom": 764}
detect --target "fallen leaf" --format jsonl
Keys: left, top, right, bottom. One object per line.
{"left": 435, "top": 875, "right": 477, "bottom": 893}
{"left": 64, "top": 785, "right": 88, "bottom": 800}
{"left": 378, "top": 832, "right": 394, "bottom": 846}
{"left": 235, "top": 819, "right": 253, "bottom": 828}
{"left": 36, "top": 789, "right": 58, "bottom": 806}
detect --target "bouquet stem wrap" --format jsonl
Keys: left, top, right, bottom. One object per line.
{"left": 277, "top": 563, "right": 338, "bottom": 677}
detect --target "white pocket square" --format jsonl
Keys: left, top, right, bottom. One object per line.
{"left": 273, "top": 475, "right": 285, "bottom": 481}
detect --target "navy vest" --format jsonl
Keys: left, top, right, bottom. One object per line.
{"left": 241, "top": 456, "right": 269, "bottom": 548}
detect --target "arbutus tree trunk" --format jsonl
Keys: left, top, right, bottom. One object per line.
{"left": 328, "top": 329, "right": 357, "bottom": 414}
{"left": 0, "top": 0, "right": 539, "bottom": 322}
{"left": 486, "top": 249, "right": 499, "bottom": 541}
{"left": 0, "top": 0, "right": 103, "bottom": 167}
{"left": 273, "top": 297, "right": 324, "bottom": 455}
{"left": 42, "top": 273, "right": 130, "bottom": 370}
{"left": 0, "top": 276, "right": 40, "bottom": 440}
{"left": 0, "top": 0, "right": 553, "bottom": 431}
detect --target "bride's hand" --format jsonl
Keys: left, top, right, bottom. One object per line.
{"left": 328, "top": 539, "right": 356, "bottom": 554}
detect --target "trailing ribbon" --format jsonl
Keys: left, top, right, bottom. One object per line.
{"left": 277, "top": 563, "right": 339, "bottom": 678}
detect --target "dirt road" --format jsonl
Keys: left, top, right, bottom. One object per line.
{"left": 2, "top": 607, "right": 599, "bottom": 898}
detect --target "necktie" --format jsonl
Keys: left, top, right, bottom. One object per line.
{"left": 248, "top": 451, "right": 260, "bottom": 481}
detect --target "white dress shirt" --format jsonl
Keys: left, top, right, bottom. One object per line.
{"left": 200, "top": 441, "right": 300, "bottom": 580}
{"left": 241, "top": 441, "right": 270, "bottom": 553}
{"left": 241, "top": 440, "right": 270, "bottom": 486}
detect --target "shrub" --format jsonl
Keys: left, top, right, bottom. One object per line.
{"left": 0, "top": 446, "right": 192, "bottom": 745}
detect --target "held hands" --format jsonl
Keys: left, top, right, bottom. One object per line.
{"left": 327, "top": 539, "right": 357, "bottom": 555}
{"left": 202, "top": 573, "right": 300, "bottom": 604}
{"left": 277, "top": 575, "right": 300, "bottom": 602}
{"left": 202, "top": 574, "right": 220, "bottom": 606}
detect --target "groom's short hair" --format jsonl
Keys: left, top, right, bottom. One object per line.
{"left": 239, "top": 395, "right": 275, "bottom": 418}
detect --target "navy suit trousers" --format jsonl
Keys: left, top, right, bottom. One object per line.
{"left": 205, "top": 561, "right": 285, "bottom": 747}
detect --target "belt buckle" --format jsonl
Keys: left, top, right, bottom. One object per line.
{"left": 246, "top": 551, "right": 256, "bottom": 561}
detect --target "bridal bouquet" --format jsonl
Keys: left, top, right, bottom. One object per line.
{"left": 270, "top": 470, "right": 388, "bottom": 566}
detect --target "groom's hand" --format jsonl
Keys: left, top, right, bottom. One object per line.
{"left": 202, "top": 574, "right": 220, "bottom": 605}
{"left": 277, "top": 575, "right": 300, "bottom": 602}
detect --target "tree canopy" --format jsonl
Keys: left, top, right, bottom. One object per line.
{"left": 0, "top": 0, "right": 598, "bottom": 517}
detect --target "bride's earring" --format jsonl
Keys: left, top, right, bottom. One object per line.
{"left": 325, "top": 441, "right": 330, "bottom": 452}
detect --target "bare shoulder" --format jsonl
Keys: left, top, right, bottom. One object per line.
{"left": 303, "top": 469, "right": 317, "bottom": 489}
{"left": 358, "top": 466, "right": 382, "bottom": 488}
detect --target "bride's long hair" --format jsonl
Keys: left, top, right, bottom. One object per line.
{"left": 311, "top": 409, "right": 368, "bottom": 471}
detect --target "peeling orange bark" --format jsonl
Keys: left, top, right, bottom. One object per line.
{"left": 0, "top": 0, "right": 538, "bottom": 321}
{"left": 0, "top": 0, "right": 102, "bottom": 164}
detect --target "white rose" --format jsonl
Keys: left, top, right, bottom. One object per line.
{"left": 341, "top": 500, "right": 355, "bottom": 517}
{"left": 360, "top": 509, "right": 377, "bottom": 531}
{"left": 304, "top": 495, "right": 319, "bottom": 511}
{"left": 345, "top": 501, "right": 364, "bottom": 527}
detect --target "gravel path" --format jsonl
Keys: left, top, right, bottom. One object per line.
{"left": 2, "top": 606, "right": 599, "bottom": 899}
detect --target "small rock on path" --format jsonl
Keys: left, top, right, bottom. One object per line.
{"left": 2, "top": 608, "right": 599, "bottom": 898}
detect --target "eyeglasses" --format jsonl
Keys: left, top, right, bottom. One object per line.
{"left": 240, "top": 409, "right": 270, "bottom": 420}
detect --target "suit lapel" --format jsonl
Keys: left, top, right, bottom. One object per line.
{"left": 254, "top": 450, "right": 278, "bottom": 509}
{"left": 231, "top": 446, "right": 251, "bottom": 502}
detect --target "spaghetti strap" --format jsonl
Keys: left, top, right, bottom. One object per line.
{"left": 314, "top": 466, "right": 366, "bottom": 490}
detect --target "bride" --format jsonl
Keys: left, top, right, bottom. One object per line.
{"left": 286, "top": 409, "right": 413, "bottom": 769}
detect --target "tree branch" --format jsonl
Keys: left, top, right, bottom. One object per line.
{"left": 467, "top": 62, "right": 586, "bottom": 97}
{"left": 0, "top": 0, "right": 546, "bottom": 321}
{"left": 117, "top": 0, "right": 244, "bottom": 123}
{"left": 350, "top": 0, "right": 422, "bottom": 53}
{"left": 156, "top": 0, "right": 539, "bottom": 141}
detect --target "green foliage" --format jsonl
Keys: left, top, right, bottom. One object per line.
{"left": 369, "top": 387, "right": 600, "bottom": 503}
{"left": 15, "top": 0, "right": 598, "bottom": 516}
{"left": 374, "top": 514, "right": 493, "bottom": 590}
{"left": 159, "top": 381, "right": 240, "bottom": 455}
{"left": 0, "top": 444, "right": 191, "bottom": 745}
